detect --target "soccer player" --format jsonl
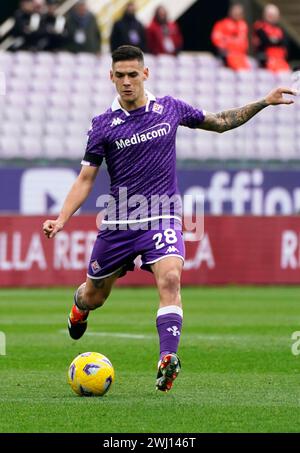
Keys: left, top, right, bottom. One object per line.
{"left": 43, "top": 45, "right": 295, "bottom": 392}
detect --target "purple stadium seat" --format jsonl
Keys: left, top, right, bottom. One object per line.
{"left": 6, "top": 92, "right": 28, "bottom": 107}
{"left": 8, "top": 76, "right": 29, "bottom": 92}
{"left": 66, "top": 121, "right": 88, "bottom": 137}
{"left": 23, "top": 121, "right": 44, "bottom": 137}
{"left": 214, "top": 133, "right": 236, "bottom": 158}
{"left": 49, "top": 93, "right": 70, "bottom": 107}
{"left": 27, "top": 105, "right": 47, "bottom": 120}
{"left": 218, "top": 67, "right": 236, "bottom": 83}
{"left": 46, "top": 106, "right": 68, "bottom": 122}
{"left": 51, "top": 79, "right": 72, "bottom": 94}
{"left": 29, "top": 92, "right": 49, "bottom": 107}
{"left": 34, "top": 52, "right": 55, "bottom": 64}
{"left": 45, "top": 121, "right": 66, "bottom": 137}
{"left": 55, "top": 51, "right": 76, "bottom": 64}
{"left": 64, "top": 136, "right": 87, "bottom": 159}
{"left": 276, "top": 138, "right": 297, "bottom": 160}
{"left": 69, "top": 108, "right": 92, "bottom": 122}
{"left": 4, "top": 105, "right": 26, "bottom": 122}
{"left": 1, "top": 50, "right": 298, "bottom": 162}
{"left": 43, "top": 136, "right": 66, "bottom": 159}
{"left": 216, "top": 81, "right": 236, "bottom": 95}
{"left": 0, "top": 135, "right": 21, "bottom": 158}
{"left": 13, "top": 51, "right": 34, "bottom": 64}
{"left": 1, "top": 121, "right": 23, "bottom": 136}
{"left": 256, "top": 69, "right": 276, "bottom": 84}
{"left": 21, "top": 136, "right": 43, "bottom": 158}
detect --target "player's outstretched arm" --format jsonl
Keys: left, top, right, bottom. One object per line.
{"left": 199, "top": 87, "right": 296, "bottom": 133}
{"left": 43, "top": 165, "right": 99, "bottom": 239}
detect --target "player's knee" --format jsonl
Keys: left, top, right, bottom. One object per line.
{"left": 159, "top": 269, "right": 181, "bottom": 294}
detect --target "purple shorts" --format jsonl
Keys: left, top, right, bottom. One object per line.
{"left": 87, "top": 221, "right": 185, "bottom": 280}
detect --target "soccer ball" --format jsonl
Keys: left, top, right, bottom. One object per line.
{"left": 68, "top": 352, "right": 115, "bottom": 397}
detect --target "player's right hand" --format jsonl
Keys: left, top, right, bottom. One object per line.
{"left": 42, "top": 219, "right": 64, "bottom": 239}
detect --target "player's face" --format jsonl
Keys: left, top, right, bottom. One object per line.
{"left": 110, "top": 59, "right": 149, "bottom": 109}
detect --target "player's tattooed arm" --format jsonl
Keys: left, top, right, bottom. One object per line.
{"left": 200, "top": 100, "right": 268, "bottom": 133}
{"left": 199, "top": 87, "right": 296, "bottom": 133}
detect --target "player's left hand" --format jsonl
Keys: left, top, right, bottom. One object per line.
{"left": 265, "top": 87, "right": 297, "bottom": 106}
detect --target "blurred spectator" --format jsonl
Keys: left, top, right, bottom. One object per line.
{"left": 146, "top": 5, "right": 183, "bottom": 55}
{"left": 11, "top": 0, "right": 45, "bottom": 50}
{"left": 110, "top": 2, "right": 146, "bottom": 52}
{"left": 40, "top": 0, "right": 67, "bottom": 51}
{"left": 253, "top": 4, "right": 290, "bottom": 72}
{"left": 65, "top": 0, "right": 101, "bottom": 54}
{"left": 211, "top": 3, "right": 250, "bottom": 70}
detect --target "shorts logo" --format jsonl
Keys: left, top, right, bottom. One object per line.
{"left": 152, "top": 102, "right": 164, "bottom": 114}
{"left": 165, "top": 246, "right": 179, "bottom": 254}
{"left": 91, "top": 260, "right": 101, "bottom": 273}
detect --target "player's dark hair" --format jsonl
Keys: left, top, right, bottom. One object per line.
{"left": 112, "top": 45, "right": 144, "bottom": 65}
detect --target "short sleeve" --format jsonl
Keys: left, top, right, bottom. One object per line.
{"left": 174, "top": 98, "right": 206, "bottom": 128}
{"left": 81, "top": 117, "right": 105, "bottom": 167}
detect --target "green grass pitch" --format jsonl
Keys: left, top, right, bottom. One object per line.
{"left": 0, "top": 286, "right": 300, "bottom": 433}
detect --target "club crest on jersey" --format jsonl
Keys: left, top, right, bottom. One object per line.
{"left": 91, "top": 260, "right": 101, "bottom": 273}
{"left": 152, "top": 103, "right": 164, "bottom": 114}
{"left": 111, "top": 117, "right": 125, "bottom": 127}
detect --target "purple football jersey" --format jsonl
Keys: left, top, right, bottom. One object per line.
{"left": 81, "top": 92, "right": 205, "bottom": 222}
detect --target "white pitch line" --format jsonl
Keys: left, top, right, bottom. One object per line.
{"left": 59, "top": 329, "right": 154, "bottom": 340}
{"left": 58, "top": 330, "right": 288, "bottom": 344}
{"left": 85, "top": 332, "right": 155, "bottom": 340}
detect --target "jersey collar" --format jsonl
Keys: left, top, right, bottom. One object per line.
{"left": 111, "top": 90, "right": 156, "bottom": 116}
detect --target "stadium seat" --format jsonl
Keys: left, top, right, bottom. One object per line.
{"left": 21, "top": 136, "right": 43, "bottom": 158}
{"left": 216, "top": 81, "right": 236, "bottom": 95}
{"left": 1, "top": 121, "right": 23, "bottom": 136}
{"left": 23, "top": 121, "right": 44, "bottom": 137}
{"left": 32, "top": 65, "right": 53, "bottom": 80}
{"left": 29, "top": 92, "right": 49, "bottom": 107}
{"left": 0, "top": 52, "right": 13, "bottom": 68}
{"left": 47, "top": 106, "right": 69, "bottom": 122}
{"left": 4, "top": 106, "right": 26, "bottom": 122}
{"left": 35, "top": 52, "right": 55, "bottom": 64}
{"left": 69, "top": 108, "right": 93, "bottom": 123}
{"left": 64, "top": 136, "right": 87, "bottom": 159}
{"left": 218, "top": 67, "right": 236, "bottom": 83}
{"left": 52, "top": 66, "right": 74, "bottom": 80}
{"left": 13, "top": 51, "right": 34, "bottom": 64}
{"left": 70, "top": 93, "right": 92, "bottom": 109}
{"left": 45, "top": 121, "right": 66, "bottom": 137}
{"left": 43, "top": 136, "right": 66, "bottom": 159}
{"left": 66, "top": 122, "right": 88, "bottom": 137}
{"left": 276, "top": 138, "right": 298, "bottom": 160}
{"left": 0, "top": 50, "right": 297, "bottom": 162}
{"left": 0, "top": 135, "right": 21, "bottom": 158}
{"left": 214, "top": 133, "right": 236, "bottom": 159}
{"left": 193, "top": 133, "right": 214, "bottom": 159}
{"left": 55, "top": 51, "right": 76, "bottom": 64}
{"left": 49, "top": 93, "right": 70, "bottom": 107}
{"left": 6, "top": 92, "right": 28, "bottom": 107}
{"left": 8, "top": 77, "right": 29, "bottom": 92}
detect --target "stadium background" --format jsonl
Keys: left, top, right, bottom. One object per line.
{"left": 1, "top": 0, "right": 300, "bottom": 286}
{"left": 1, "top": 0, "right": 300, "bottom": 435}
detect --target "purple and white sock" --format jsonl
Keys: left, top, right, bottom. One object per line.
{"left": 156, "top": 305, "right": 183, "bottom": 361}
